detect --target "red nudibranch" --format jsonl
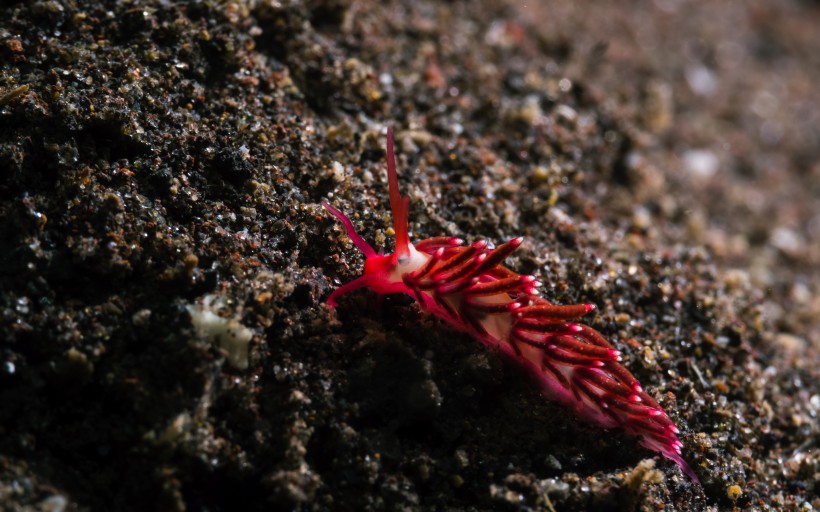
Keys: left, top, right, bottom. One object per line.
{"left": 322, "top": 128, "right": 699, "bottom": 482}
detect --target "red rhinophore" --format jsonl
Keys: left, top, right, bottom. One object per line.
{"left": 322, "top": 128, "right": 699, "bottom": 482}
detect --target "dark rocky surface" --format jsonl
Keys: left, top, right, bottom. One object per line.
{"left": 1, "top": 1, "right": 817, "bottom": 510}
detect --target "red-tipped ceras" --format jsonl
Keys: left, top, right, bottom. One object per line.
{"left": 322, "top": 128, "right": 698, "bottom": 481}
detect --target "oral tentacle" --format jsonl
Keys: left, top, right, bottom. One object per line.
{"left": 322, "top": 201, "right": 376, "bottom": 258}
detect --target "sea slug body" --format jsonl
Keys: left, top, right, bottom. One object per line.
{"left": 323, "top": 128, "right": 698, "bottom": 482}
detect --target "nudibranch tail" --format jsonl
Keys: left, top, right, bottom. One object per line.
{"left": 509, "top": 305, "right": 700, "bottom": 482}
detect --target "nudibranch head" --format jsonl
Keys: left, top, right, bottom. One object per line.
{"left": 322, "top": 127, "right": 427, "bottom": 303}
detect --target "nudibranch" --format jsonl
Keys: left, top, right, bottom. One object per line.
{"left": 322, "top": 128, "right": 698, "bottom": 482}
